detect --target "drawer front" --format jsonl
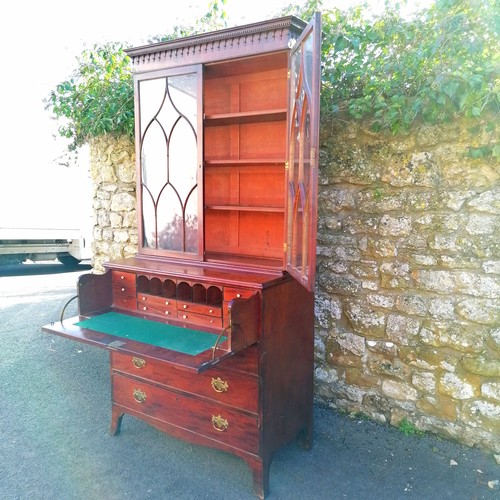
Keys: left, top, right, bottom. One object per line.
{"left": 137, "top": 293, "right": 177, "bottom": 317}
{"left": 177, "top": 301, "right": 222, "bottom": 318}
{"left": 113, "top": 294, "right": 137, "bottom": 310}
{"left": 223, "top": 287, "right": 256, "bottom": 302}
{"left": 178, "top": 311, "right": 223, "bottom": 329}
{"left": 112, "top": 373, "right": 259, "bottom": 453}
{"left": 111, "top": 352, "right": 258, "bottom": 413}
{"left": 112, "top": 270, "right": 136, "bottom": 286}
{"left": 113, "top": 271, "right": 136, "bottom": 298}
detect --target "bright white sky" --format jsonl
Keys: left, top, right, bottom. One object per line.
{"left": 0, "top": 0, "right": 430, "bottom": 228}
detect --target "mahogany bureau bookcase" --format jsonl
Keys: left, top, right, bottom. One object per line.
{"left": 43, "top": 13, "right": 321, "bottom": 499}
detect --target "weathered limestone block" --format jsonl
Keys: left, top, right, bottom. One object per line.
{"left": 428, "top": 297, "right": 456, "bottom": 320}
{"left": 465, "top": 214, "right": 498, "bottom": 235}
{"left": 318, "top": 271, "right": 362, "bottom": 296}
{"left": 381, "top": 379, "right": 418, "bottom": 401}
{"left": 335, "top": 330, "right": 366, "bottom": 357}
{"left": 314, "top": 292, "right": 342, "bottom": 329}
{"left": 460, "top": 400, "right": 500, "bottom": 434}
{"left": 367, "top": 351, "right": 412, "bottom": 381}
{"left": 416, "top": 395, "right": 457, "bottom": 421}
{"left": 367, "top": 293, "right": 396, "bottom": 309}
{"left": 345, "top": 367, "right": 380, "bottom": 389}
{"left": 113, "top": 229, "right": 130, "bottom": 243}
{"left": 366, "top": 339, "right": 399, "bottom": 357}
{"left": 360, "top": 236, "right": 399, "bottom": 258}
{"left": 318, "top": 188, "right": 356, "bottom": 213}
{"left": 419, "top": 321, "right": 486, "bottom": 353}
{"left": 356, "top": 188, "right": 405, "bottom": 212}
{"left": 110, "top": 192, "right": 136, "bottom": 212}
{"left": 467, "top": 187, "right": 500, "bottom": 214}
{"left": 483, "top": 261, "right": 500, "bottom": 274}
{"left": 462, "top": 355, "right": 500, "bottom": 377}
{"left": 326, "top": 335, "right": 363, "bottom": 368}
{"left": 456, "top": 298, "right": 500, "bottom": 324}
{"left": 411, "top": 371, "right": 436, "bottom": 393}
{"left": 345, "top": 301, "right": 386, "bottom": 336}
{"left": 110, "top": 212, "right": 123, "bottom": 228}
{"left": 381, "top": 151, "right": 439, "bottom": 188}
{"left": 481, "top": 382, "right": 500, "bottom": 402}
{"left": 438, "top": 372, "right": 480, "bottom": 400}
{"left": 343, "top": 215, "right": 379, "bottom": 235}
{"left": 386, "top": 314, "right": 421, "bottom": 346}
{"left": 395, "top": 294, "right": 428, "bottom": 316}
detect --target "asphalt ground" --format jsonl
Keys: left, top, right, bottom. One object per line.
{"left": 0, "top": 262, "right": 498, "bottom": 500}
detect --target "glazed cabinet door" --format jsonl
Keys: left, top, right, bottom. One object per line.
{"left": 135, "top": 65, "right": 204, "bottom": 259}
{"left": 285, "top": 13, "right": 321, "bottom": 292}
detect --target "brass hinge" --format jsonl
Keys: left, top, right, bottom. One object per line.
{"left": 283, "top": 242, "right": 288, "bottom": 252}
{"left": 311, "top": 147, "right": 316, "bottom": 160}
{"left": 287, "top": 70, "right": 291, "bottom": 79}
{"left": 285, "top": 160, "right": 289, "bottom": 171}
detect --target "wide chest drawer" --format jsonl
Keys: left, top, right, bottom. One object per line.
{"left": 112, "top": 373, "right": 259, "bottom": 454}
{"left": 111, "top": 351, "right": 258, "bottom": 414}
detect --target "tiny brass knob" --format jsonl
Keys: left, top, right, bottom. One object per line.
{"left": 142, "top": 296, "right": 146, "bottom": 301}
{"left": 120, "top": 275, "right": 124, "bottom": 280}
{"left": 209, "top": 309, "right": 213, "bottom": 313}
{"left": 133, "top": 388, "right": 147, "bottom": 403}
{"left": 212, "top": 414, "right": 228, "bottom": 432}
{"left": 236, "top": 293, "right": 241, "bottom": 298}
{"left": 165, "top": 301, "right": 169, "bottom": 305}
{"left": 143, "top": 306, "right": 147, "bottom": 311}
{"left": 211, "top": 377, "right": 228, "bottom": 393}
{"left": 183, "top": 304, "right": 187, "bottom": 309}
{"left": 132, "top": 357, "right": 146, "bottom": 369}
{"left": 182, "top": 314, "right": 187, "bottom": 319}
{"left": 165, "top": 311, "right": 170, "bottom": 315}
{"left": 121, "top": 287, "right": 125, "bottom": 292}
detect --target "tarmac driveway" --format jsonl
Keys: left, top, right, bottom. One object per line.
{"left": 0, "top": 263, "right": 498, "bottom": 499}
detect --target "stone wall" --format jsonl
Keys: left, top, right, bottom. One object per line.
{"left": 89, "top": 135, "right": 137, "bottom": 273}
{"left": 88, "top": 121, "right": 499, "bottom": 452}
{"left": 315, "top": 118, "right": 500, "bottom": 453}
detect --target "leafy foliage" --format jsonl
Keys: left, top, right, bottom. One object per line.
{"left": 45, "top": 43, "right": 134, "bottom": 150}
{"left": 45, "top": 0, "right": 228, "bottom": 150}
{"left": 315, "top": 0, "right": 499, "bottom": 133}
{"left": 47, "top": 0, "right": 499, "bottom": 150}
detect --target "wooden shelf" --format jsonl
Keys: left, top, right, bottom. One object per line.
{"left": 204, "top": 109, "right": 286, "bottom": 126}
{"left": 205, "top": 159, "right": 285, "bottom": 166}
{"left": 205, "top": 205, "right": 285, "bottom": 213}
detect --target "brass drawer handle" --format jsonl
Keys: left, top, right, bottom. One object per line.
{"left": 211, "top": 377, "right": 228, "bottom": 393}
{"left": 132, "top": 357, "right": 146, "bottom": 369}
{"left": 133, "top": 388, "right": 147, "bottom": 403}
{"left": 212, "top": 415, "right": 228, "bottom": 432}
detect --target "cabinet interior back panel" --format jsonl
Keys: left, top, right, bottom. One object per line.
{"left": 205, "top": 211, "right": 283, "bottom": 258}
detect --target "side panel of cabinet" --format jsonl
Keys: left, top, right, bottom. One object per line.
{"left": 259, "top": 278, "right": 314, "bottom": 452}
